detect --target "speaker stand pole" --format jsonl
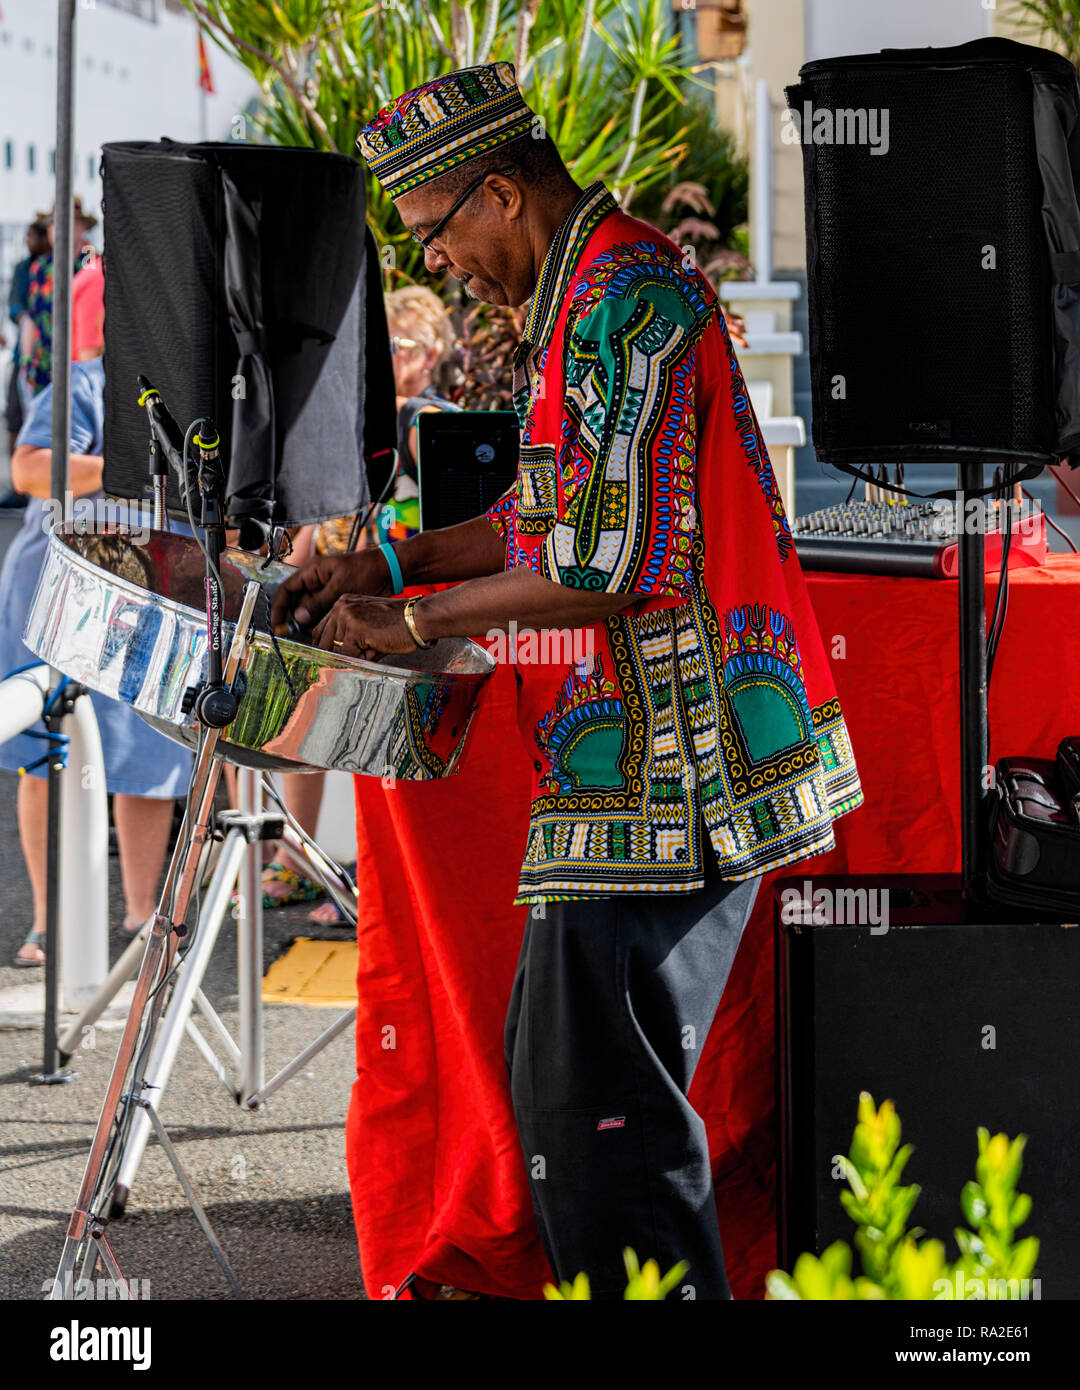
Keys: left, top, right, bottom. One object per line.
{"left": 956, "top": 461, "right": 990, "bottom": 898}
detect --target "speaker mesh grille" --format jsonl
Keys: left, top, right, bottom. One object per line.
{"left": 800, "top": 62, "right": 1053, "bottom": 463}
{"left": 103, "top": 148, "right": 226, "bottom": 513}
{"left": 101, "top": 142, "right": 379, "bottom": 526}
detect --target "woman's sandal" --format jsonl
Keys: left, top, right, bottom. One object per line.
{"left": 14, "top": 930, "right": 46, "bottom": 967}
{"left": 307, "top": 898, "right": 347, "bottom": 926}
{"left": 232, "top": 862, "right": 326, "bottom": 911}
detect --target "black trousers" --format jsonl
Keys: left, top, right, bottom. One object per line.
{"left": 504, "top": 855, "right": 760, "bottom": 1301}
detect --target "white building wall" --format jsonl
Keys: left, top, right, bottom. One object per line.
{"left": 0, "top": 0, "right": 257, "bottom": 239}
{"left": 804, "top": 0, "right": 994, "bottom": 64}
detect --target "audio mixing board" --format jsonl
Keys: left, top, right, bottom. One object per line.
{"left": 792, "top": 499, "right": 1047, "bottom": 578}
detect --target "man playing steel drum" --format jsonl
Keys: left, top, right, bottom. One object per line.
{"left": 275, "top": 61, "right": 863, "bottom": 1301}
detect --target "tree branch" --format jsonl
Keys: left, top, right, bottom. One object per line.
{"left": 476, "top": 0, "right": 499, "bottom": 64}
{"left": 189, "top": 2, "right": 334, "bottom": 147}
{"left": 420, "top": 0, "right": 453, "bottom": 60}
{"left": 515, "top": 1, "right": 537, "bottom": 82}
{"left": 614, "top": 78, "right": 646, "bottom": 197}
{"left": 577, "top": 0, "right": 595, "bottom": 71}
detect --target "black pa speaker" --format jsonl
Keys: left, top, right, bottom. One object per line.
{"left": 787, "top": 38, "right": 1080, "bottom": 470}
{"left": 776, "top": 874, "right": 1080, "bottom": 1298}
{"left": 101, "top": 140, "right": 396, "bottom": 533}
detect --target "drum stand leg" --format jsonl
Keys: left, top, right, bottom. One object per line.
{"left": 51, "top": 733, "right": 229, "bottom": 1297}
{"left": 56, "top": 920, "right": 152, "bottom": 1062}
{"left": 106, "top": 771, "right": 357, "bottom": 1208}
{"left": 49, "top": 583, "right": 262, "bottom": 1302}
{"left": 236, "top": 768, "right": 265, "bottom": 1108}
{"left": 107, "top": 824, "right": 249, "bottom": 1217}
{"left": 135, "top": 1097, "right": 244, "bottom": 1300}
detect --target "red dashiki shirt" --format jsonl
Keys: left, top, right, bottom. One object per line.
{"left": 484, "top": 182, "right": 864, "bottom": 905}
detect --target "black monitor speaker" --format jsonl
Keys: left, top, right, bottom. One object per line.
{"left": 776, "top": 874, "right": 1080, "bottom": 1298}
{"left": 786, "top": 38, "right": 1080, "bottom": 470}
{"left": 100, "top": 140, "right": 396, "bottom": 534}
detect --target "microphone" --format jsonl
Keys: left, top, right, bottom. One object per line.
{"left": 193, "top": 418, "right": 222, "bottom": 483}
{"left": 136, "top": 376, "right": 187, "bottom": 484}
{"left": 194, "top": 418, "right": 220, "bottom": 458}
{"left": 234, "top": 515, "right": 271, "bottom": 554}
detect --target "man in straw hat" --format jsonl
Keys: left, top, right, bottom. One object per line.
{"left": 276, "top": 61, "right": 863, "bottom": 1300}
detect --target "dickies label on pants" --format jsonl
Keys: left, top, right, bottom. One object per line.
{"left": 597, "top": 1115, "right": 626, "bottom": 1131}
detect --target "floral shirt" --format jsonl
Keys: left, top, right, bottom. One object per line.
{"left": 23, "top": 253, "right": 54, "bottom": 397}
{"left": 485, "top": 182, "right": 863, "bottom": 905}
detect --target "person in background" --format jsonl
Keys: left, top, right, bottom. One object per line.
{"left": 309, "top": 285, "right": 460, "bottom": 557}
{"left": 261, "top": 286, "right": 461, "bottom": 918}
{"left": 0, "top": 337, "right": 194, "bottom": 966}
{"left": 377, "top": 284, "right": 461, "bottom": 543}
{"left": 8, "top": 219, "right": 50, "bottom": 326}
{"left": 71, "top": 250, "right": 105, "bottom": 361}
{"left": 4, "top": 219, "right": 51, "bottom": 459}
{"left": 19, "top": 199, "right": 98, "bottom": 407}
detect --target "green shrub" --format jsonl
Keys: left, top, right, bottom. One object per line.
{"left": 766, "top": 1092, "right": 1039, "bottom": 1301}
{"left": 544, "top": 1247, "right": 690, "bottom": 1301}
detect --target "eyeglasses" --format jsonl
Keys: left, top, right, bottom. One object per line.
{"left": 390, "top": 335, "right": 419, "bottom": 356}
{"left": 409, "top": 166, "right": 516, "bottom": 250}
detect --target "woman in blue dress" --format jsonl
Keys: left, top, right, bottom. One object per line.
{"left": 1, "top": 348, "right": 194, "bottom": 964}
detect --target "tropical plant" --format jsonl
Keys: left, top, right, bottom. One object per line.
{"left": 628, "top": 92, "right": 749, "bottom": 273}
{"left": 544, "top": 1247, "right": 690, "bottom": 1300}
{"left": 184, "top": 2, "right": 749, "bottom": 406}
{"left": 766, "top": 1093, "right": 1039, "bottom": 1301}
{"left": 1014, "top": 1, "right": 1080, "bottom": 66}
{"left": 184, "top": 0, "right": 697, "bottom": 284}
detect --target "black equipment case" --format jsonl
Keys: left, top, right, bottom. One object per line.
{"left": 986, "top": 737, "right": 1080, "bottom": 915}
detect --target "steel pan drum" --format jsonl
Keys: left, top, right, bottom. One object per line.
{"left": 23, "top": 527, "right": 495, "bottom": 777}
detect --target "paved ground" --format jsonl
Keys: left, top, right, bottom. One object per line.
{"left": 0, "top": 410, "right": 372, "bottom": 1303}
{"left": 0, "top": 774, "right": 368, "bottom": 1303}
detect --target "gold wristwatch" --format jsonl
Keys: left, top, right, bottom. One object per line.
{"left": 403, "top": 596, "right": 435, "bottom": 649}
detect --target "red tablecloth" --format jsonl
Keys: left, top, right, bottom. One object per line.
{"left": 346, "top": 554, "right": 1080, "bottom": 1300}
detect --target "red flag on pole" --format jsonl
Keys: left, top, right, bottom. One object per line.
{"left": 197, "top": 30, "right": 215, "bottom": 96}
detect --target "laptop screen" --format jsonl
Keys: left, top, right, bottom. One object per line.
{"left": 417, "top": 411, "right": 520, "bottom": 531}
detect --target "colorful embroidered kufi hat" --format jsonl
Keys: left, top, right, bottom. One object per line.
{"left": 357, "top": 61, "right": 536, "bottom": 199}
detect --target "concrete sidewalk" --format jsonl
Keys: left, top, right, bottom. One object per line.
{"left": 0, "top": 767, "right": 368, "bottom": 1302}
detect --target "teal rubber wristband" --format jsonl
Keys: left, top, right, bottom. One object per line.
{"left": 378, "top": 542, "right": 404, "bottom": 596}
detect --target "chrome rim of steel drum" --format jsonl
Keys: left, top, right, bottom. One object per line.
{"left": 22, "top": 526, "right": 496, "bottom": 778}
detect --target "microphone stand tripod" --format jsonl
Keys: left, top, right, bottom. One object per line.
{"left": 49, "top": 425, "right": 255, "bottom": 1301}
{"left": 48, "top": 405, "right": 361, "bottom": 1295}
{"left": 49, "top": 580, "right": 260, "bottom": 1300}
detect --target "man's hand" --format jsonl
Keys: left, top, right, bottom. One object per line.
{"left": 271, "top": 549, "right": 393, "bottom": 631}
{"left": 312, "top": 594, "right": 419, "bottom": 661}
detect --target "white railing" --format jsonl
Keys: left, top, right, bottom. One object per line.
{"left": 0, "top": 664, "right": 108, "bottom": 1011}
{"left": 753, "top": 78, "right": 773, "bottom": 285}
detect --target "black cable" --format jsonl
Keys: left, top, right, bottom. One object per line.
{"left": 1049, "top": 461, "right": 1080, "bottom": 513}
{"left": 985, "top": 468, "right": 1015, "bottom": 687}
{"left": 254, "top": 586, "right": 296, "bottom": 700}
{"left": 1022, "top": 485, "right": 1079, "bottom": 553}
{"left": 346, "top": 449, "right": 400, "bottom": 555}
{"left": 830, "top": 456, "right": 1047, "bottom": 504}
